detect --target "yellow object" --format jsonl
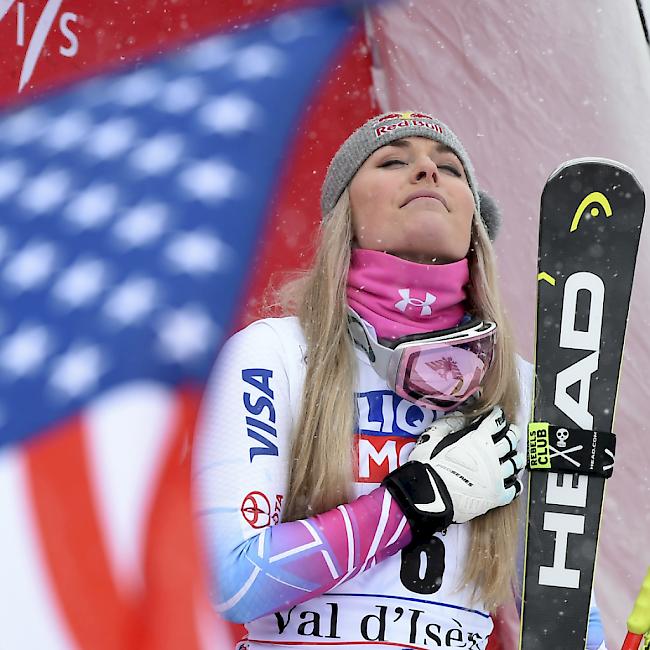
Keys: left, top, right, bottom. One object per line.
{"left": 628, "top": 567, "right": 650, "bottom": 635}
{"left": 527, "top": 422, "right": 551, "bottom": 469}
{"left": 537, "top": 272, "right": 556, "bottom": 286}
{"left": 570, "top": 191, "right": 613, "bottom": 232}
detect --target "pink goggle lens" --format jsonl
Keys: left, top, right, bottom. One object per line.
{"left": 395, "top": 336, "right": 495, "bottom": 411}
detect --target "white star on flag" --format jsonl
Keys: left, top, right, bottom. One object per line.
{"left": 103, "top": 277, "right": 160, "bottom": 327}
{"left": 86, "top": 118, "right": 138, "bottom": 160}
{"left": 112, "top": 70, "right": 163, "bottom": 107}
{"left": 49, "top": 344, "right": 106, "bottom": 398}
{"left": 270, "top": 11, "right": 308, "bottom": 43}
{"left": 165, "top": 231, "right": 231, "bottom": 275}
{"left": 3, "top": 107, "right": 48, "bottom": 146}
{"left": 129, "top": 133, "right": 184, "bottom": 176}
{"left": 159, "top": 77, "right": 205, "bottom": 113}
{"left": 184, "top": 36, "right": 234, "bottom": 71}
{"left": 64, "top": 184, "right": 120, "bottom": 230}
{"left": 19, "top": 169, "right": 72, "bottom": 214}
{"left": 0, "top": 324, "right": 53, "bottom": 377}
{"left": 113, "top": 203, "right": 170, "bottom": 248}
{"left": 52, "top": 259, "right": 110, "bottom": 309}
{"left": 234, "top": 44, "right": 285, "bottom": 79}
{"left": 3, "top": 241, "right": 59, "bottom": 292}
{"left": 198, "top": 94, "right": 259, "bottom": 134}
{"left": 178, "top": 159, "right": 240, "bottom": 203}
{"left": 0, "top": 160, "right": 25, "bottom": 201}
{"left": 156, "top": 306, "right": 216, "bottom": 362}
{"left": 43, "top": 110, "right": 93, "bottom": 151}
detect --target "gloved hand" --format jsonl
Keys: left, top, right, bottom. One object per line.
{"left": 382, "top": 406, "right": 524, "bottom": 538}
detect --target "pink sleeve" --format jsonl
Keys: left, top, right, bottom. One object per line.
{"left": 210, "top": 486, "right": 412, "bottom": 623}
{"left": 194, "top": 320, "right": 413, "bottom": 624}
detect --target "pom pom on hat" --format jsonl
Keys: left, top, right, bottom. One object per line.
{"left": 477, "top": 189, "right": 501, "bottom": 241}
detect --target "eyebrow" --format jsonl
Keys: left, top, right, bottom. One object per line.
{"left": 382, "top": 139, "right": 457, "bottom": 156}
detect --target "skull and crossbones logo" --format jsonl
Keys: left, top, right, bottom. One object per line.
{"left": 556, "top": 428, "right": 569, "bottom": 448}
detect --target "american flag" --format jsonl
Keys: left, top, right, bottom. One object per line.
{"left": 0, "top": 4, "right": 371, "bottom": 648}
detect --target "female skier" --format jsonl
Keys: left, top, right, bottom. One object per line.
{"left": 193, "top": 111, "right": 606, "bottom": 649}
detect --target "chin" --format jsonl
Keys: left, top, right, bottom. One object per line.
{"left": 400, "top": 229, "right": 469, "bottom": 264}
{"left": 399, "top": 241, "right": 468, "bottom": 263}
{"left": 390, "top": 251, "right": 454, "bottom": 264}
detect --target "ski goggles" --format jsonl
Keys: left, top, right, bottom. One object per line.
{"left": 347, "top": 308, "right": 497, "bottom": 412}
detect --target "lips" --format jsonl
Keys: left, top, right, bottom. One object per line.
{"left": 401, "top": 191, "right": 448, "bottom": 209}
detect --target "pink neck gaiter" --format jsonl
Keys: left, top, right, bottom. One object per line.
{"left": 346, "top": 249, "right": 469, "bottom": 340}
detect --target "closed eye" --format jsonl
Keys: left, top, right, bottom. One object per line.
{"left": 378, "top": 159, "right": 406, "bottom": 168}
{"left": 440, "top": 164, "right": 462, "bottom": 177}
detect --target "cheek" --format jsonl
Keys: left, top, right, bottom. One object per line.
{"left": 350, "top": 182, "right": 392, "bottom": 239}
{"left": 452, "top": 193, "right": 476, "bottom": 255}
{"left": 458, "top": 193, "right": 476, "bottom": 231}
{"left": 352, "top": 212, "right": 393, "bottom": 247}
{"left": 351, "top": 178, "right": 387, "bottom": 211}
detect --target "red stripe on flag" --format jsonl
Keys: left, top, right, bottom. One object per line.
{"left": 26, "top": 418, "right": 132, "bottom": 650}
{"left": 236, "top": 25, "right": 378, "bottom": 327}
{"left": 138, "top": 387, "right": 203, "bottom": 650}
{"left": 139, "top": 387, "right": 240, "bottom": 649}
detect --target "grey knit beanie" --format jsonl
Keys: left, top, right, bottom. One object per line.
{"left": 321, "top": 111, "right": 501, "bottom": 240}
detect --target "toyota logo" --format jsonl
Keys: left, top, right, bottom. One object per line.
{"left": 240, "top": 491, "right": 271, "bottom": 529}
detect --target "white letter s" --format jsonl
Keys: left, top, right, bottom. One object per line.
{"left": 59, "top": 12, "right": 78, "bottom": 57}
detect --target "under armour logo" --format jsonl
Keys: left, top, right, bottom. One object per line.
{"left": 394, "top": 289, "right": 436, "bottom": 316}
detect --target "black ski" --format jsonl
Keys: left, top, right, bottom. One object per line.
{"left": 520, "top": 158, "right": 645, "bottom": 650}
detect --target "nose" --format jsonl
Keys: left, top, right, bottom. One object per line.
{"left": 411, "top": 156, "right": 439, "bottom": 183}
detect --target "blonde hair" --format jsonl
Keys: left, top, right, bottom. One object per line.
{"left": 272, "top": 189, "right": 520, "bottom": 610}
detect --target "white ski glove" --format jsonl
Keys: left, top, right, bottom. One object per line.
{"left": 382, "top": 406, "right": 524, "bottom": 537}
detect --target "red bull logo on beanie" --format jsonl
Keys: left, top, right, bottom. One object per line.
{"left": 375, "top": 112, "right": 404, "bottom": 122}
{"left": 373, "top": 112, "right": 444, "bottom": 138}
{"left": 375, "top": 111, "right": 435, "bottom": 123}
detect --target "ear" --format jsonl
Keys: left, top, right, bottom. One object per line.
{"left": 478, "top": 189, "right": 501, "bottom": 241}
